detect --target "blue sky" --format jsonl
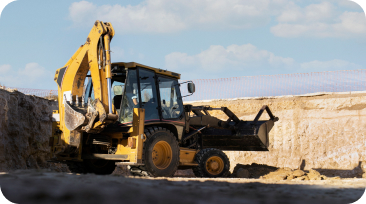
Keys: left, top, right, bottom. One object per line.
{"left": 0, "top": 0, "right": 365, "bottom": 90}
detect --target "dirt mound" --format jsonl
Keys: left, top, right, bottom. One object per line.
{"left": 261, "top": 168, "right": 342, "bottom": 181}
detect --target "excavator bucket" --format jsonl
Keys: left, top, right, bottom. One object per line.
{"left": 64, "top": 101, "right": 86, "bottom": 131}
{"left": 201, "top": 105, "right": 278, "bottom": 151}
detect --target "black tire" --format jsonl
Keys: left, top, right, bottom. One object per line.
{"left": 66, "top": 161, "right": 87, "bottom": 174}
{"left": 193, "top": 148, "right": 230, "bottom": 178}
{"left": 129, "top": 126, "right": 180, "bottom": 177}
{"left": 66, "top": 159, "right": 116, "bottom": 175}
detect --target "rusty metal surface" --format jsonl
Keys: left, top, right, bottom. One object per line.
{"left": 93, "top": 99, "right": 107, "bottom": 122}
{"left": 82, "top": 103, "right": 98, "bottom": 133}
{"left": 64, "top": 101, "right": 86, "bottom": 131}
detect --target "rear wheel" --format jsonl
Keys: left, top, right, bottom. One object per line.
{"left": 129, "top": 127, "right": 179, "bottom": 177}
{"left": 193, "top": 148, "right": 230, "bottom": 178}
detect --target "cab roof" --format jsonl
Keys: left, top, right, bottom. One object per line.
{"left": 112, "top": 62, "right": 181, "bottom": 79}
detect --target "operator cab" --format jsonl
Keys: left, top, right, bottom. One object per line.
{"left": 84, "top": 62, "right": 187, "bottom": 126}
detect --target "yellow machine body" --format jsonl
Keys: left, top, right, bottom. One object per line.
{"left": 50, "top": 21, "right": 196, "bottom": 167}
{"left": 50, "top": 21, "right": 278, "bottom": 177}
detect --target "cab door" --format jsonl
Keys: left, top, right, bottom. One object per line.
{"left": 138, "top": 68, "right": 160, "bottom": 121}
{"left": 157, "top": 76, "right": 184, "bottom": 120}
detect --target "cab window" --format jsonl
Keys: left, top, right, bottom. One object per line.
{"left": 139, "top": 68, "right": 159, "bottom": 121}
{"left": 158, "top": 76, "right": 183, "bottom": 119}
{"left": 120, "top": 69, "right": 138, "bottom": 123}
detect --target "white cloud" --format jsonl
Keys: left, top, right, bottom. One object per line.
{"left": 18, "top": 63, "right": 50, "bottom": 81}
{"left": 272, "top": 2, "right": 366, "bottom": 38}
{"left": 336, "top": 0, "right": 365, "bottom": 10}
{"left": 0, "top": 64, "right": 10, "bottom": 74}
{"left": 0, "top": 63, "right": 51, "bottom": 88}
{"left": 300, "top": 59, "right": 362, "bottom": 70}
{"left": 165, "top": 43, "right": 363, "bottom": 79}
{"left": 278, "top": 2, "right": 336, "bottom": 23}
{"left": 305, "top": 2, "right": 336, "bottom": 22}
{"left": 165, "top": 44, "right": 295, "bottom": 79}
{"left": 68, "top": 0, "right": 290, "bottom": 33}
{"left": 68, "top": 1, "right": 366, "bottom": 38}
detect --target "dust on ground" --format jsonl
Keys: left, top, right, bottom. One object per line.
{"left": 0, "top": 169, "right": 365, "bottom": 204}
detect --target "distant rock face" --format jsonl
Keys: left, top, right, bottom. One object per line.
{"left": 0, "top": 89, "right": 62, "bottom": 172}
{"left": 189, "top": 92, "right": 366, "bottom": 178}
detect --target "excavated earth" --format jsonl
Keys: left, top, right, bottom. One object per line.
{"left": 0, "top": 88, "right": 365, "bottom": 203}
{"left": 0, "top": 169, "right": 365, "bottom": 204}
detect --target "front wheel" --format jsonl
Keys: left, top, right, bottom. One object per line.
{"left": 193, "top": 148, "right": 230, "bottom": 178}
{"left": 129, "top": 127, "right": 180, "bottom": 177}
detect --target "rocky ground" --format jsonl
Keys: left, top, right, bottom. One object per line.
{"left": 0, "top": 168, "right": 365, "bottom": 204}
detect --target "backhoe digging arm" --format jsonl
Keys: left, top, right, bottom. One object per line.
{"left": 53, "top": 21, "right": 117, "bottom": 155}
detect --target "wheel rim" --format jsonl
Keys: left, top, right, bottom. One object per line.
{"left": 205, "top": 156, "right": 224, "bottom": 175}
{"left": 152, "top": 141, "right": 172, "bottom": 170}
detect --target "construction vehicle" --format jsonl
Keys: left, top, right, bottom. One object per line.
{"left": 50, "top": 21, "right": 279, "bottom": 177}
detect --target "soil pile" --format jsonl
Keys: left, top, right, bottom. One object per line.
{"left": 261, "top": 168, "right": 343, "bottom": 181}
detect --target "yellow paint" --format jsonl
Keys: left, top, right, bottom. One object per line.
{"left": 54, "top": 20, "right": 114, "bottom": 144}
{"left": 114, "top": 108, "right": 145, "bottom": 163}
{"left": 131, "top": 108, "right": 145, "bottom": 163}
{"left": 104, "top": 34, "right": 112, "bottom": 79}
{"left": 179, "top": 148, "right": 198, "bottom": 165}
{"left": 128, "top": 137, "right": 136, "bottom": 148}
{"left": 205, "top": 156, "right": 224, "bottom": 175}
{"left": 152, "top": 141, "right": 173, "bottom": 170}
{"left": 116, "top": 138, "right": 134, "bottom": 155}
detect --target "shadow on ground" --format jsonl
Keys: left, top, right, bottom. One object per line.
{"left": 232, "top": 163, "right": 279, "bottom": 178}
{"left": 232, "top": 160, "right": 365, "bottom": 179}
{"left": 0, "top": 170, "right": 364, "bottom": 204}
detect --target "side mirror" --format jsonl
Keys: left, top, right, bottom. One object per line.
{"left": 188, "top": 82, "right": 195, "bottom": 94}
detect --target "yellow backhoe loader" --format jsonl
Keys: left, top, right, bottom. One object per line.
{"left": 50, "top": 21, "right": 279, "bottom": 177}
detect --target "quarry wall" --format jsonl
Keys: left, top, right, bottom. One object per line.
{"left": 0, "top": 88, "right": 62, "bottom": 172}
{"left": 188, "top": 92, "right": 366, "bottom": 177}
{"left": 0, "top": 88, "right": 365, "bottom": 177}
